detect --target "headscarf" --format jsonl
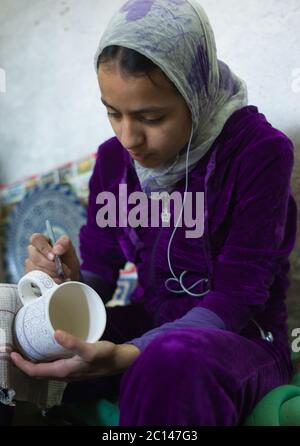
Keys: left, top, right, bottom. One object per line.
{"left": 94, "top": 0, "right": 248, "bottom": 194}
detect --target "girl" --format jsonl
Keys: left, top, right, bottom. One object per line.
{"left": 12, "top": 0, "right": 297, "bottom": 426}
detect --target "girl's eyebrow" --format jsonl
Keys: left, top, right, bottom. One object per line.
{"left": 101, "top": 97, "right": 168, "bottom": 114}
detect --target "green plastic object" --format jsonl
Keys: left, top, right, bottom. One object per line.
{"left": 280, "top": 395, "right": 300, "bottom": 426}
{"left": 245, "top": 353, "right": 300, "bottom": 426}
{"left": 69, "top": 399, "right": 119, "bottom": 426}
{"left": 244, "top": 384, "right": 300, "bottom": 426}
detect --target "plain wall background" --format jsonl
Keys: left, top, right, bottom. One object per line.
{"left": 0, "top": 0, "right": 299, "bottom": 185}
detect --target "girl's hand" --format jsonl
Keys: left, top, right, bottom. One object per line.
{"left": 10, "top": 330, "right": 140, "bottom": 381}
{"left": 25, "top": 233, "right": 81, "bottom": 283}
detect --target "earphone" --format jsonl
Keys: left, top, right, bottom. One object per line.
{"left": 164, "top": 125, "right": 211, "bottom": 297}
{"left": 251, "top": 319, "right": 274, "bottom": 343}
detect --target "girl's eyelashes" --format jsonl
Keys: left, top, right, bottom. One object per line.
{"left": 106, "top": 112, "right": 164, "bottom": 124}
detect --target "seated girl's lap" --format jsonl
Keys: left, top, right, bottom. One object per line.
{"left": 132, "top": 327, "right": 290, "bottom": 388}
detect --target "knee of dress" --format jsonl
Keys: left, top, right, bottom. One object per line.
{"left": 119, "top": 327, "right": 240, "bottom": 426}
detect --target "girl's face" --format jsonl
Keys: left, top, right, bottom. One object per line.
{"left": 98, "top": 63, "right": 192, "bottom": 168}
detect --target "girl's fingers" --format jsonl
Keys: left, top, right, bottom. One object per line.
{"left": 52, "top": 235, "right": 72, "bottom": 256}
{"left": 27, "top": 245, "right": 58, "bottom": 273}
{"left": 30, "top": 233, "right": 55, "bottom": 260}
{"left": 24, "top": 259, "right": 69, "bottom": 284}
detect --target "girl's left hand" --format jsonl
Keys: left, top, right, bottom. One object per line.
{"left": 10, "top": 330, "right": 140, "bottom": 381}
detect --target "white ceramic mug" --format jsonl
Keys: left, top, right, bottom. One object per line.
{"left": 13, "top": 270, "right": 107, "bottom": 362}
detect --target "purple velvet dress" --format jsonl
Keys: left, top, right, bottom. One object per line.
{"left": 63, "top": 106, "right": 297, "bottom": 426}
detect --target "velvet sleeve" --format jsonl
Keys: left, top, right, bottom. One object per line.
{"left": 126, "top": 307, "right": 225, "bottom": 351}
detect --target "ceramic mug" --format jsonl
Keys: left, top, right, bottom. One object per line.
{"left": 13, "top": 270, "right": 107, "bottom": 362}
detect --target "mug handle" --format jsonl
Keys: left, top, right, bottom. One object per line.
{"left": 18, "top": 270, "right": 58, "bottom": 306}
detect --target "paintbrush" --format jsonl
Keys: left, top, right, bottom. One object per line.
{"left": 45, "top": 219, "right": 66, "bottom": 281}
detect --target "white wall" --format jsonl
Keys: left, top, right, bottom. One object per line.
{"left": 0, "top": 0, "right": 299, "bottom": 184}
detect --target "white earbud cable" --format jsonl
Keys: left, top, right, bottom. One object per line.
{"left": 165, "top": 125, "right": 210, "bottom": 297}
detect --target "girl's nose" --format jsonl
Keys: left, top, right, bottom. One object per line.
{"left": 120, "top": 119, "right": 144, "bottom": 150}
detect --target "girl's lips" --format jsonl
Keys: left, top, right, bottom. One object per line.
{"left": 129, "top": 151, "right": 149, "bottom": 161}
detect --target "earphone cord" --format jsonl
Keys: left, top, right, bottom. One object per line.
{"left": 165, "top": 125, "right": 210, "bottom": 297}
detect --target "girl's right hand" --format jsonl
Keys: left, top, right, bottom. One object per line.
{"left": 25, "top": 233, "right": 81, "bottom": 283}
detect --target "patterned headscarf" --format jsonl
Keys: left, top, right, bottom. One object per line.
{"left": 94, "top": 0, "right": 248, "bottom": 194}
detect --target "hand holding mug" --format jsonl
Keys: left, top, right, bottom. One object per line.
{"left": 13, "top": 270, "right": 107, "bottom": 362}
